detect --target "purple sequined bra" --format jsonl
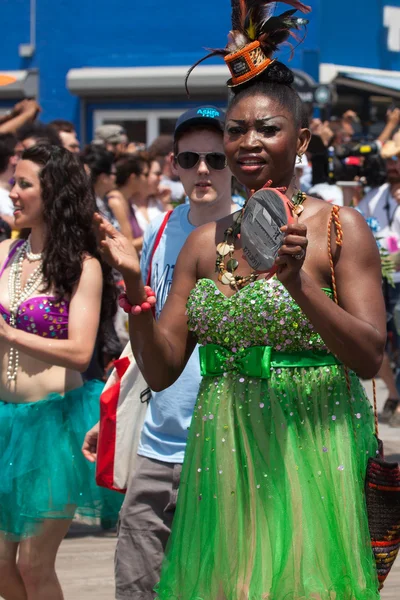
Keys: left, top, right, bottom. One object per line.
{"left": 0, "top": 241, "right": 69, "bottom": 339}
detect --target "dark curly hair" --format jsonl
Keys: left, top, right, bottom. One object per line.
{"left": 0, "top": 133, "right": 17, "bottom": 174}
{"left": 227, "top": 62, "right": 305, "bottom": 130}
{"left": 21, "top": 144, "right": 117, "bottom": 324}
{"left": 17, "top": 122, "right": 62, "bottom": 147}
{"left": 115, "top": 152, "right": 150, "bottom": 187}
{"left": 81, "top": 145, "right": 115, "bottom": 185}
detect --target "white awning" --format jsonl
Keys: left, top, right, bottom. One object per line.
{"left": 0, "top": 70, "right": 38, "bottom": 99}
{"left": 320, "top": 64, "right": 400, "bottom": 98}
{"left": 67, "top": 65, "right": 231, "bottom": 97}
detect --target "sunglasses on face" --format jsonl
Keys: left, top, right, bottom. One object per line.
{"left": 175, "top": 151, "right": 227, "bottom": 171}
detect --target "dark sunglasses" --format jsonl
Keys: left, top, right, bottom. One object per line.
{"left": 175, "top": 151, "right": 227, "bottom": 171}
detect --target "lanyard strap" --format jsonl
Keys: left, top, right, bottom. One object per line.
{"left": 384, "top": 187, "right": 399, "bottom": 229}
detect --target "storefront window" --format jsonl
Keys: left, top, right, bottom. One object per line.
{"left": 93, "top": 109, "right": 183, "bottom": 146}
{"left": 102, "top": 119, "right": 147, "bottom": 144}
{"left": 159, "top": 118, "right": 178, "bottom": 136}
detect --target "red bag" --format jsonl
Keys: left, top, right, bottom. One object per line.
{"left": 96, "top": 210, "right": 172, "bottom": 492}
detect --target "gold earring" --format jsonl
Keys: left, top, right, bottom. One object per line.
{"left": 296, "top": 153, "right": 303, "bottom": 165}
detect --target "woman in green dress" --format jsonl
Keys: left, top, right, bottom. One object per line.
{"left": 96, "top": 4, "right": 387, "bottom": 598}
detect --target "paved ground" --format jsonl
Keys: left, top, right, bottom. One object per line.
{"left": 57, "top": 379, "right": 400, "bottom": 599}
{"left": 57, "top": 522, "right": 117, "bottom": 600}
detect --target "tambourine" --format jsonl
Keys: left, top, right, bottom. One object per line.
{"left": 240, "top": 187, "right": 295, "bottom": 276}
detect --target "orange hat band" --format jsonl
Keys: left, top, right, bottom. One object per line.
{"left": 224, "top": 41, "right": 273, "bottom": 87}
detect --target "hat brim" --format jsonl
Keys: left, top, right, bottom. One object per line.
{"left": 226, "top": 59, "right": 274, "bottom": 88}
{"left": 174, "top": 117, "right": 225, "bottom": 139}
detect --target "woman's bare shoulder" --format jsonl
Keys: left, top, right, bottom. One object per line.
{"left": 0, "top": 238, "right": 20, "bottom": 263}
{"left": 107, "top": 190, "right": 125, "bottom": 205}
{"left": 307, "top": 200, "right": 371, "bottom": 235}
{"left": 305, "top": 195, "right": 334, "bottom": 217}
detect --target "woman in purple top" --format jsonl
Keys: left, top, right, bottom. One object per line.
{"left": 106, "top": 152, "right": 151, "bottom": 253}
{"left": 0, "top": 144, "right": 121, "bottom": 600}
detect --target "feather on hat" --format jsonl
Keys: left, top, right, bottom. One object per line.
{"left": 185, "top": 0, "right": 311, "bottom": 92}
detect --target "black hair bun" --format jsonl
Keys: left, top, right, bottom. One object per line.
{"left": 263, "top": 61, "right": 294, "bottom": 85}
{"left": 231, "top": 61, "right": 294, "bottom": 94}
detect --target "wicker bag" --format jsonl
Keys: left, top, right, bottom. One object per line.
{"left": 328, "top": 205, "right": 400, "bottom": 589}
{"left": 365, "top": 405, "right": 400, "bottom": 588}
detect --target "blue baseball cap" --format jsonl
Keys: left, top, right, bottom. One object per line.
{"left": 174, "top": 106, "right": 226, "bottom": 139}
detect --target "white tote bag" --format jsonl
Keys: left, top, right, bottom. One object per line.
{"left": 96, "top": 210, "right": 173, "bottom": 492}
{"left": 96, "top": 342, "right": 151, "bottom": 492}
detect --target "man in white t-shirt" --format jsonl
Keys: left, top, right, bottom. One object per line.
{"left": 358, "top": 155, "right": 400, "bottom": 425}
{"left": 0, "top": 133, "right": 18, "bottom": 228}
{"left": 83, "top": 106, "right": 233, "bottom": 598}
{"left": 308, "top": 182, "right": 344, "bottom": 206}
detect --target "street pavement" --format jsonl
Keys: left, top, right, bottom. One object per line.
{"left": 57, "top": 379, "right": 400, "bottom": 599}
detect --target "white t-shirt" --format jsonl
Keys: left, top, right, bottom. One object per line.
{"left": 308, "top": 183, "right": 344, "bottom": 206}
{"left": 358, "top": 183, "right": 400, "bottom": 282}
{"left": 160, "top": 176, "right": 185, "bottom": 203}
{"left": 0, "top": 187, "right": 13, "bottom": 217}
{"left": 132, "top": 199, "right": 165, "bottom": 234}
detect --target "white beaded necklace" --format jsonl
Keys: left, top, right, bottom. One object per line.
{"left": 7, "top": 241, "right": 44, "bottom": 383}
{"left": 25, "top": 237, "right": 43, "bottom": 262}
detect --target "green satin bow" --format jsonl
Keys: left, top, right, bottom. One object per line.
{"left": 199, "top": 344, "right": 340, "bottom": 379}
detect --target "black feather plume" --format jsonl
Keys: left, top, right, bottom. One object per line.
{"left": 229, "top": 0, "right": 310, "bottom": 55}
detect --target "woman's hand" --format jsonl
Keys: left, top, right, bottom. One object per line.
{"left": 82, "top": 421, "right": 99, "bottom": 463}
{"left": 158, "top": 185, "right": 173, "bottom": 209}
{"left": 94, "top": 214, "right": 141, "bottom": 278}
{"left": 275, "top": 219, "right": 308, "bottom": 288}
{"left": 310, "top": 119, "right": 333, "bottom": 147}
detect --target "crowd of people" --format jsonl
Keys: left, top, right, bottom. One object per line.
{"left": 281, "top": 104, "right": 400, "bottom": 429}
{"left": 2, "top": 95, "right": 400, "bottom": 424}
{"left": 0, "top": 110, "right": 193, "bottom": 379}
{"left": 0, "top": 0, "right": 398, "bottom": 598}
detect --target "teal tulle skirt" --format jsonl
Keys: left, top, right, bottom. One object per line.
{"left": 0, "top": 380, "right": 122, "bottom": 540}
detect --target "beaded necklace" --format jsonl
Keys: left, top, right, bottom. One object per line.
{"left": 7, "top": 240, "right": 44, "bottom": 383}
{"left": 215, "top": 189, "right": 307, "bottom": 291}
{"left": 25, "top": 237, "right": 43, "bottom": 263}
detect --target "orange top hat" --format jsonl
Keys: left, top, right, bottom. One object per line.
{"left": 224, "top": 40, "right": 274, "bottom": 87}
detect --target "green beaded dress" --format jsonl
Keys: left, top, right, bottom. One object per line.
{"left": 155, "top": 278, "right": 380, "bottom": 600}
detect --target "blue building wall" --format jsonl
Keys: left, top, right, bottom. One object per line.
{"left": 1, "top": 0, "right": 400, "bottom": 127}
{"left": 320, "top": 0, "right": 400, "bottom": 72}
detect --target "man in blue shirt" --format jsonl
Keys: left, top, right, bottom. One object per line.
{"left": 83, "top": 106, "right": 233, "bottom": 599}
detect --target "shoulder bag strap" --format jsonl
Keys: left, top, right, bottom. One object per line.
{"left": 146, "top": 210, "right": 173, "bottom": 287}
{"left": 327, "top": 204, "right": 379, "bottom": 438}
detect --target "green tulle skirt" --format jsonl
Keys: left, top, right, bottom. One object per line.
{"left": 0, "top": 380, "right": 122, "bottom": 540}
{"left": 155, "top": 365, "right": 380, "bottom": 600}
